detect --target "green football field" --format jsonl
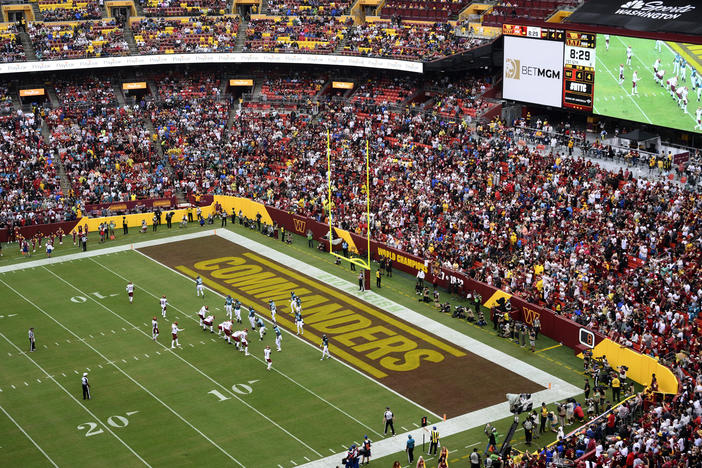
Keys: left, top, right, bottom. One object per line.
{"left": 0, "top": 249, "right": 430, "bottom": 467}
{"left": 0, "top": 225, "right": 589, "bottom": 467}
{"left": 594, "top": 34, "right": 701, "bottom": 133}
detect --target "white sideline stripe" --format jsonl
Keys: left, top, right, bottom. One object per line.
{"left": 130, "top": 246, "right": 441, "bottom": 421}
{"left": 0, "top": 404, "right": 59, "bottom": 467}
{"left": 90, "top": 257, "right": 385, "bottom": 439}
{"left": 2, "top": 274, "right": 245, "bottom": 468}
{"left": 0, "top": 230, "right": 216, "bottom": 274}
{"left": 42, "top": 264, "right": 320, "bottom": 459}
{"left": 0, "top": 331, "right": 150, "bottom": 467}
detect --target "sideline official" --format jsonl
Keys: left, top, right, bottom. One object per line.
{"left": 429, "top": 426, "right": 439, "bottom": 455}
{"left": 383, "top": 407, "right": 395, "bottom": 435}
{"left": 28, "top": 327, "right": 36, "bottom": 352}
{"left": 82, "top": 373, "right": 91, "bottom": 400}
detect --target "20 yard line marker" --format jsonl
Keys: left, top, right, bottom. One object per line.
{"left": 0, "top": 332, "right": 151, "bottom": 467}
{"left": 0, "top": 404, "right": 59, "bottom": 468}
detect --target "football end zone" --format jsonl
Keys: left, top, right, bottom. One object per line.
{"left": 1, "top": 229, "right": 581, "bottom": 465}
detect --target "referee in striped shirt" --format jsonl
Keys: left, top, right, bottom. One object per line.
{"left": 82, "top": 373, "right": 91, "bottom": 400}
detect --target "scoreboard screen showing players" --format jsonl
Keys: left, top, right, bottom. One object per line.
{"left": 593, "top": 33, "right": 702, "bottom": 134}
{"left": 503, "top": 25, "right": 565, "bottom": 108}
{"left": 563, "top": 32, "right": 596, "bottom": 111}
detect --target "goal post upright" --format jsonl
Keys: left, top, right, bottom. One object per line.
{"left": 326, "top": 130, "right": 372, "bottom": 275}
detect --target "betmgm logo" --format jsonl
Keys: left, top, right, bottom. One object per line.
{"left": 505, "top": 58, "right": 561, "bottom": 80}
{"left": 505, "top": 58, "right": 520, "bottom": 80}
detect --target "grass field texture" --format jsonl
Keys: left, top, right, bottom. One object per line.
{"left": 0, "top": 225, "right": 590, "bottom": 467}
{"left": 594, "top": 34, "right": 701, "bottom": 133}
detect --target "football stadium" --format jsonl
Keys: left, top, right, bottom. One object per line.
{"left": 0, "top": 0, "right": 701, "bottom": 467}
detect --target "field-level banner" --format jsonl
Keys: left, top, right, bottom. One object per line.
{"left": 0, "top": 220, "right": 80, "bottom": 243}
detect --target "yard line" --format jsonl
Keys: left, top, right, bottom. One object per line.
{"left": 45, "top": 265, "right": 321, "bottom": 459}
{"left": 91, "top": 256, "right": 401, "bottom": 437}
{"left": 2, "top": 276, "right": 245, "bottom": 468}
{"left": 0, "top": 332, "right": 151, "bottom": 467}
{"left": 0, "top": 404, "right": 59, "bottom": 468}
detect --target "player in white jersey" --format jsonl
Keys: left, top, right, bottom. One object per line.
{"left": 160, "top": 295, "right": 168, "bottom": 318}
{"left": 632, "top": 71, "right": 640, "bottom": 95}
{"left": 233, "top": 299, "right": 242, "bottom": 323}
{"left": 224, "top": 295, "right": 233, "bottom": 320}
{"left": 273, "top": 325, "right": 282, "bottom": 351}
{"left": 295, "top": 311, "right": 304, "bottom": 335}
{"left": 604, "top": 34, "right": 609, "bottom": 51}
{"left": 695, "top": 107, "right": 702, "bottom": 130}
{"left": 655, "top": 39, "right": 662, "bottom": 53}
{"left": 126, "top": 282, "right": 134, "bottom": 303}
{"left": 268, "top": 300, "right": 277, "bottom": 323}
{"left": 655, "top": 69, "right": 665, "bottom": 86}
{"left": 195, "top": 275, "right": 204, "bottom": 297}
{"left": 618, "top": 64, "right": 625, "bottom": 85}
{"left": 676, "top": 87, "right": 688, "bottom": 111}
{"left": 681, "top": 61, "right": 688, "bottom": 82}
{"left": 152, "top": 317, "right": 159, "bottom": 341}
{"left": 219, "top": 320, "right": 233, "bottom": 343}
{"left": 668, "top": 75, "right": 678, "bottom": 97}
{"left": 653, "top": 58, "right": 660, "bottom": 76}
{"left": 264, "top": 346, "right": 272, "bottom": 370}
{"left": 289, "top": 291, "right": 297, "bottom": 314}
{"left": 171, "top": 322, "right": 183, "bottom": 348}
{"left": 198, "top": 305, "right": 208, "bottom": 326}
{"left": 626, "top": 45, "right": 632, "bottom": 66}
{"left": 232, "top": 329, "right": 249, "bottom": 355}
{"left": 203, "top": 314, "right": 215, "bottom": 333}
{"left": 698, "top": 80, "right": 702, "bottom": 102}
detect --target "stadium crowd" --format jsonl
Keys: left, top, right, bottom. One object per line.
{"left": 28, "top": 20, "right": 130, "bottom": 61}
{"left": 343, "top": 19, "right": 488, "bottom": 61}
{"left": 243, "top": 16, "right": 349, "bottom": 53}
{"left": 131, "top": 16, "right": 239, "bottom": 54}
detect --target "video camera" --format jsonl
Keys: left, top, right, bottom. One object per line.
{"left": 506, "top": 393, "right": 533, "bottom": 414}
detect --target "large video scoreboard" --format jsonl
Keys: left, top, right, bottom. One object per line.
{"left": 502, "top": 24, "right": 702, "bottom": 134}
{"left": 503, "top": 24, "right": 595, "bottom": 110}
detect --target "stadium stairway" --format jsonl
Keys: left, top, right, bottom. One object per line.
{"left": 123, "top": 22, "right": 138, "bottom": 55}
{"left": 45, "top": 86, "right": 59, "bottom": 108}
{"left": 234, "top": 17, "right": 248, "bottom": 52}
{"left": 41, "top": 119, "right": 73, "bottom": 196}
{"left": 18, "top": 29, "right": 37, "bottom": 61}
{"left": 30, "top": 2, "right": 42, "bottom": 21}
{"left": 111, "top": 81, "right": 127, "bottom": 106}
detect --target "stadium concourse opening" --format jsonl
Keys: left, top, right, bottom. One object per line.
{"left": 139, "top": 236, "right": 544, "bottom": 417}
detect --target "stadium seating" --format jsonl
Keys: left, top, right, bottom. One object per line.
{"left": 343, "top": 20, "right": 487, "bottom": 61}
{"left": 143, "top": 0, "right": 228, "bottom": 17}
{"left": 54, "top": 78, "right": 116, "bottom": 106}
{"left": 38, "top": 0, "right": 102, "bottom": 22}
{"left": 28, "top": 20, "right": 130, "bottom": 60}
{"left": 0, "top": 23, "right": 26, "bottom": 63}
{"left": 260, "top": 75, "right": 325, "bottom": 100}
{"left": 265, "top": 0, "right": 352, "bottom": 17}
{"left": 244, "top": 16, "right": 350, "bottom": 53}
{"left": 380, "top": 0, "right": 470, "bottom": 22}
{"left": 131, "top": 16, "right": 239, "bottom": 54}
{"left": 0, "top": 111, "right": 65, "bottom": 228}
{"left": 482, "top": 0, "right": 580, "bottom": 27}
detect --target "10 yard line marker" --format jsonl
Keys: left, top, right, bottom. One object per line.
{"left": 0, "top": 404, "right": 59, "bottom": 468}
